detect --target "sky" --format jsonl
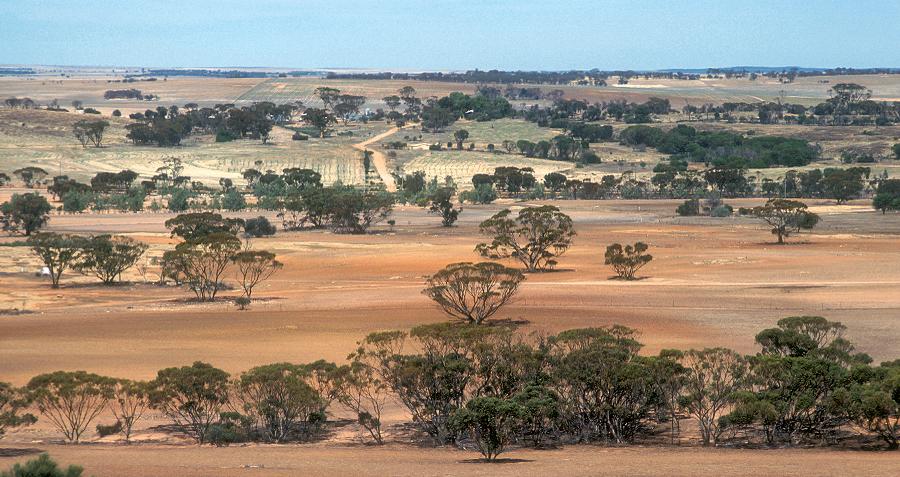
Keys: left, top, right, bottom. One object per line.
{"left": 2, "top": 0, "right": 899, "bottom": 71}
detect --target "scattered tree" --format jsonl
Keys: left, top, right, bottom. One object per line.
{"left": 167, "top": 232, "right": 242, "bottom": 301}
{"left": 72, "top": 120, "right": 109, "bottom": 148}
{"left": 27, "top": 232, "right": 89, "bottom": 288}
{"left": 454, "top": 129, "right": 470, "bottom": 150}
{"left": 426, "top": 186, "right": 461, "bottom": 227}
{"left": 422, "top": 262, "right": 524, "bottom": 324}
{"left": 1, "top": 193, "right": 52, "bottom": 235}
{"left": 231, "top": 250, "right": 283, "bottom": 299}
{"left": 475, "top": 206, "right": 575, "bottom": 272}
{"left": 234, "top": 363, "right": 322, "bottom": 442}
{"left": 749, "top": 198, "right": 820, "bottom": 244}
{"left": 77, "top": 235, "right": 148, "bottom": 285}
{"left": 604, "top": 242, "right": 653, "bottom": 280}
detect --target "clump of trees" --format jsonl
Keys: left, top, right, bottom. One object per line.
{"left": 72, "top": 120, "right": 109, "bottom": 148}
{"left": 475, "top": 205, "right": 575, "bottom": 272}
{"left": 162, "top": 212, "right": 282, "bottom": 303}
{"left": 7, "top": 317, "right": 898, "bottom": 455}
{"left": 25, "top": 232, "right": 148, "bottom": 288}
{"left": 874, "top": 179, "right": 900, "bottom": 214}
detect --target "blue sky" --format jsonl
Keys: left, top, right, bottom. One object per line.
{"left": 2, "top": 0, "right": 899, "bottom": 70}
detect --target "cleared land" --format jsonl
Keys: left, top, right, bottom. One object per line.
{"left": 2, "top": 73, "right": 900, "bottom": 475}
{"left": 1, "top": 199, "right": 900, "bottom": 474}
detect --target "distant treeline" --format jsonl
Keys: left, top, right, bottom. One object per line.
{"left": 104, "top": 89, "right": 156, "bottom": 101}
{"left": 144, "top": 69, "right": 272, "bottom": 78}
{"left": 325, "top": 69, "right": 701, "bottom": 84}
{"left": 0, "top": 67, "right": 36, "bottom": 75}
{"left": 326, "top": 67, "right": 900, "bottom": 84}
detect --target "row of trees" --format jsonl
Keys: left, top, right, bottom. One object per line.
{"left": 3, "top": 318, "right": 897, "bottom": 459}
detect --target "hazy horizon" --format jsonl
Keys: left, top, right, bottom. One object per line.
{"left": 2, "top": 0, "right": 899, "bottom": 71}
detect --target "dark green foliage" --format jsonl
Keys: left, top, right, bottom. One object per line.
{"left": 0, "top": 382, "right": 36, "bottom": 438}
{"left": 873, "top": 179, "right": 900, "bottom": 213}
{"left": 149, "top": 362, "right": 230, "bottom": 444}
{"left": 1, "top": 193, "right": 52, "bottom": 235}
{"left": 325, "top": 186, "right": 394, "bottom": 234}
{"left": 676, "top": 199, "right": 700, "bottom": 216}
{"left": 449, "top": 397, "right": 523, "bottom": 461}
{"left": 77, "top": 235, "right": 148, "bottom": 284}
{"left": 459, "top": 184, "right": 497, "bottom": 204}
{"left": 0, "top": 454, "right": 83, "bottom": 477}
{"left": 244, "top": 216, "right": 276, "bottom": 237}
{"left": 426, "top": 187, "right": 461, "bottom": 227}
{"left": 165, "top": 212, "right": 244, "bottom": 241}
{"left": 220, "top": 189, "right": 246, "bottom": 211}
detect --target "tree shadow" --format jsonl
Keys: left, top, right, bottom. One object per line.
{"left": 606, "top": 276, "right": 651, "bottom": 281}
{"left": 488, "top": 318, "right": 531, "bottom": 327}
{"left": 0, "top": 448, "right": 43, "bottom": 458}
{"left": 755, "top": 240, "right": 813, "bottom": 246}
{"left": 459, "top": 458, "right": 534, "bottom": 464}
{"left": 526, "top": 268, "right": 576, "bottom": 274}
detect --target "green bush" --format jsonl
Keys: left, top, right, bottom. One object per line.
{"left": 215, "top": 130, "right": 238, "bottom": 143}
{"left": 711, "top": 204, "right": 734, "bottom": 217}
{"left": 244, "top": 216, "right": 276, "bottom": 237}
{"left": 459, "top": 184, "right": 497, "bottom": 204}
{"left": 676, "top": 199, "right": 700, "bottom": 216}
{"left": 96, "top": 420, "right": 122, "bottom": 437}
{"left": 0, "top": 454, "right": 83, "bottom": 477}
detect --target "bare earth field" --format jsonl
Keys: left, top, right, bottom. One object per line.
{"left": 2, "top": 73, "right": 900, "bottom": 474}
{"left": 1, "top": 199, "right": 899, "bottom": 475}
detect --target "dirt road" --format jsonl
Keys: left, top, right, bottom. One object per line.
{"left": 353, "top": 126, "right": 400, "bottom": 191}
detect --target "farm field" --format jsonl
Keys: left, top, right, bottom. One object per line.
{"left": 3, "top": 71, "right": 900, "bottom": 477}
{"left": 0, "top": 109, "right": 390, "bottom": 186}
{"left": 1, "top": 199, "right": 900, "bottom": 475}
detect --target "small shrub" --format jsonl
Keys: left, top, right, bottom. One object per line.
{"left": 428, "top": 143, "right": 442, "bottom": 151}
{"left": 710, "top": 204, "right": 734, "bottom": 217}
{"left": 676, "top": 199, "right": 700, "bottom": 216}
{"left": 235, "top": 296, "right": 251, "bottom": 310}
{"left": 244, "top": 216, "right": 276, "bottom": 237}
{"left": 292, "top": 132, "right": 309, "bottom": 141}
{"left": 96, "top": 420, "right": 123, "bottom": 437}
{"left": 215, "top": 130, "right": 237, "bottom": 143}
{"left": 1, "top": 454, "right": 84, "bottom": 477}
